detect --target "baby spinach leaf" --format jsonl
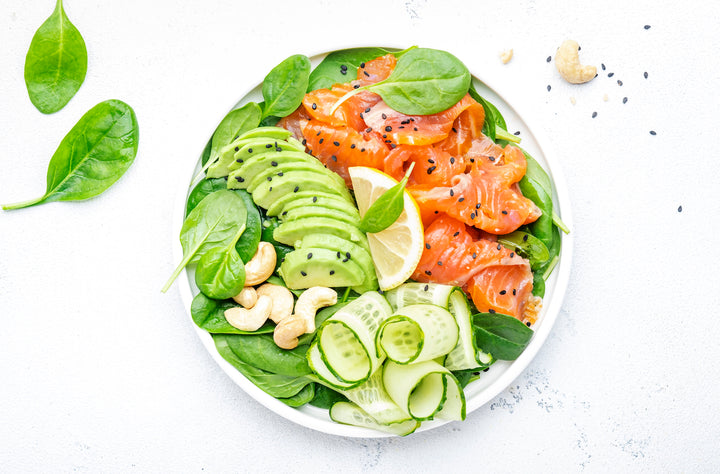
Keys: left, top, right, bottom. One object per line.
{"left": 309, "top": 384, "right": 347, "bottom": 409}
{"left": 195, "top": 232, "right": 246, "bottom": 300}
{"left": 308, "top": 47, "right": 391, "bottom": 92}
{"left": 24, "top": 0, "right": 87, "bottom": 114}
{"left": 206, "top": 102, "right": 262, "bottom": 171}
{"left": 521, "top": 149, "right": 552, "bottom": 197}
{"left": 186, "top": 178, "right": 227, "bottom": 216}
{"left": 162, "top": 190, "right": 247, "bottom": 292}
{"left": 221, "top": 333, "right": 312, "bottom": 377}
{"left": 332, "top": 48, "right": 470, "bottom": 116}
{"left": 214, "top": 334, "right": 312, "bottom": 399}
{"left": 532, "top": 271, "right": 546, "bottom": 298}
{"left": 191, "top": 293, "right": 274, "bottom": 334}
{"left": 469, "top": 83, "right": 522, "bottom": 144}
{"left": 359, "top": 164, "right": 414, "bottom": 233}
{"left": 279, "top": 383, "right": 315, "bottom": 407}
{"left": 519, "top": 175, "right": 554, "bottom": 248}
{"left": 473, "top": 313, "right": 533, "bottom": 360}
{"left": 3, "top": 100, "right": 139, "bottom": 211}
{"left": 261, "top": 216, "right": 293, "bottom": 271}
{"left": 261, "top": 54, "right": 311, "bottom": 119}
{"left": 497, "top": 231, "right": 550, "bottom": 270}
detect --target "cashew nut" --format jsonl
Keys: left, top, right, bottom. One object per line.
{"left": 244, "top": 242, "right": 277, "bottom": 286}
{"left": 273, "top": 314, "right": 307, "bottom": 350}
{"left": 555, "top": 40, "right": 596, "bottom": 84}
{"left": 293, "top": 287, "right": 337, "bottom": 333}
{"left": 232, "top": 287, "right": 257, "bottom": 308}
{"left": 224, "top": 295, "right": 273, "bottom": 331}
{"left": 499, "top": 49, "right": 513, "bottom": 64}
{"left": 256, "top": 283, "right": 294, "bottom": 324}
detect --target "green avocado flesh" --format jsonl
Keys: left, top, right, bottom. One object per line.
{"left": 281, "top": 205, "right": 360, "bottom": 226}
{"left": 248, "top": 162, "right": 344, "bottom": 193}
{"left": 273, "top": 217, "right": 370, "bottom": 251}
{"left": 229, "top": 149, "right": 322, "bottom": 180}
{"left": 249, "top": 171, "right": 353, "bottom": 209}
{"left": 265, "top": 191, "right": 355, "bottom": 216}
{"left": 280, "top": 195, "right": 361, "bottom": 220}
{"left": 296, "top": 234, "right": 378, "bottom": 292}
{"left": 278, "top": 248, "right": 366, "bottom": 289}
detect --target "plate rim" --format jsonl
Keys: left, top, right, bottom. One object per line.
{"left": 171, "top": 46, "right": 574, "bottom": 438}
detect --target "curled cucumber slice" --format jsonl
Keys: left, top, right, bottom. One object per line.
{"left": 383, "top": 360, "right": 466, "bottom": 421}
{"left": 330, "top": 401, "right": 419, "bottom": 436}
{"left": 376, "top": 304, "right": 458, "bottom": 364}
{"left": 444, "top": 289, "right": 494, "bottom": 371}
{"left": 385, "top": 282, "right": 456, "bottom": 311}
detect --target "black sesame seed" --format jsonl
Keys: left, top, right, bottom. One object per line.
{"left": 437, "top": 261, "right": 443, "bottom": 266}
{"left": 617, "top": 80, "right": 623, "bottom": 86}
{"left": 500, "top": 290, "right": 507, "bottom": 295}
{"left": 336, "top": 251, "right": 342, "bottom": 259}
{"left": 350, "top": 144, "right": 356, "bottom": 149}
{"left": 333, "top": 141, "right": 340, "bottom": 146}
{"left": 472, "top": 252, "right": 477, "bottom": 259}
{"left": 601, "top": 63, "right": 606, "bottom": 70}
{"left": 316, "top": 131, "right": 321, "bottom": 136}
{"left": 497, "top": 244, "right": 502, "bottom": 250}
{"left": 363, "top": 71, "right": 370, "bottom": 77}
{"left": 458, "top": 197, "right": 465, "bottom": 202}
{"left": 331, "top": 155, "right": 337, "bottom": 161}
{"left": 523, "top": 234, "right": 529, "bottom": 242}
{"left": 235, "top": 176, "right": 244, "bottom": 182}
{"left": 282, "top": 211, "right": 287, "bottom": 216}
{"left": 644, "top": 24, "right": 651, "bottom": 30}
{"left": 623, "top": 97, "right": 628, "bottom": 104}
{"left": 353, "top": 85, "right": 359, "bottom": 89}
{"left": 546, "top": 55, "right": 552, "bottom": 62}
{"left": 501, "top": 210, "right": 508, "bottom": 215}
{"left": 514, "top": 131, "right": 521, "bottom": 136}
{"left": 307, "top": 253, "right": 313, "bottom": 259}
{"left": 644, "top": 71, "right": 649, "bottom": 79}
{"left": 424, "top": 285, "right": 429, "bottom": 291}
{"left": 360, "top": 148, "right": 366, "bottom": 152}
{"left": 342, "top": 257, "right": 349, "bottom": 262}
{"left": 489, "top": 156, "right": 495, "bottom": 162}
{"left": 391, "top": 143, "right": 397, "bottom": 149}
{"left": 340, "top": 64, "right": 347, "bottom": 71}
{"left": 266, "top": 144, "right": 273, "bottom": 148}
{"left": 449, "top": 189, "right": 454, "bottom": 197}
{"left": 319, "top": 138, "right": 324, "bottom": 144}
{"left": 271, "top": 161, "right": 278, "bottom": 167}
{"left": 330, "top": 270, "right": 335, "bottom": 275}
{"left": 312, "top": 196, "right": 317, "bottom": 203}
{"left": 425, "top": 270, "right": 432, "bottom": 276}
{"left": 513, "top": 289, "right": 517, "bottom": 296}
{"left": 381, "top": 113, "right": 387, "bottom": 120}
{"left": 476, "top": 203, "right": 481, "bottom": 209}
{"left": 360, "top": 62, "right": 365, "bottom": 68}
{"left": 510, "top": 252, "right": 515, "bottom": 258}
{"left": 414, "top": 127, "right": 418, "bottom": 131}
{"left": 592, "top": 111, "right": 597, "bottom": 118}
{"left": 526, "top": 322, "right": 531, "bottom": 327}
{"left": 450, "top": 157, "right": 455, "bottom": 164}
{"left": 428, "top": 159, "right": 435, "bottom": 164}
{"left": 452, "top": 127, "right": 457, "bottom": 133}
{"left": 427, "top": 166, "right": 436, "bottom": 174}
{"left": 426, "top": 243, "right": 431, "bottom": 249}
{"left": 678, "top": 205, "right": 683, "bottom": 212}
{"left": 385, "top": 126, "right": 392, "bottom": 132}
{"left": 608, "top": 72, "right": 614, "bottom": 77}
{"left": 293, "top": 186, "right": 299, "bottom": 192}
{"left": 248, "top": 148, "right": 253, "bottom": 153}
{"left": 650, "top": 130, "right": 657, "bottom": 135}
{"left": 547, "top": 85, "right": 551, "bottom": 92}
{"left": 300, "top": 271, "right": 307, "bottom": 276}
{"left": 266, "top": 176, "right": 272, "bottom": 181}
{"left": 234, "top": 146, "right": 239, "bottom": 152}
{"left": 365, "top": 107, "right": 371, "bottom": 113}
{"left": 366, "top": 128, "right": 372, "bottom": 133}
{"left": 346, "top": 252, "right": 351, "bottom": 259}
{"left": 489, "top": 309, "right": 496, "bottom": 314}
{"left": 301, "top": 139, "right": 307, "bottom": 146}
{"left": 470, "top": 212, "right": 476, "bottom": 219}
{"left": 470, "top": 158, "right": 475, "bottom": 163}
{"left": 236, "top": 158, "right": 243, "bottom": 163}
{"left": 453, "top": 231, "right": 460, "bottom": 237}
{"left": 483, "top": 368, "right": 489, "bottom": 372}
{"left": 269, "top": 187, "right": 272, "bottom": 191}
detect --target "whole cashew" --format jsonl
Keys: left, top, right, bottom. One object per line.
{"left": 224, "top": 295, "right": 273, "bottom": 331}
{"left": 244, "top": 242, "right": 277, "bottom": 286}
{"left": 232, "top": 287, "right": 257, "bottom": 308}
{"left": 273, "top": 314, "right": 307, "bottom": 350}
{"left": 293, "top": 287, "right": 337, "bottom": 333}
{"left": 555, "top": 40, "right": 596, "bottom": 84}
{"left": 256, "top": 283, "right": 294, "bottom": 324}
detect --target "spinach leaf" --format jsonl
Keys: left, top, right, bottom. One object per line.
{"left": 261, "top": 216, "right": 293, "bottom": 271}
{"left": 279, "top": 383, "right": 315, "bottom": 407}
{"left": 24, "top": 0, "right": 87, "bottom": 114}
{"left": 359, "top": 164, "right": 413, "bottom": 233}
{"left": 3, "top": 100, "right": 139, "bottom": 211}
{"left": 162, "top": 190, "right": 247, "bottom": 292}
{"left": 191, "top": 292, "right": 274, "bottom": 334}
{"left": 497, "top": 231, "right": 550, "bottom": 270}
{"left": 214, "top": 334, "right": 312, "bottom": 399}
{"left": 309, "top": 384, "right": 347, "bottom": 409}
{"left": 207, "top": 102, "right": 262, "bottom": 172}
{"left": 332, "top": 48, "right": 470, "bottom": 116}
{"left": 308, "top": 47, "right": 391, "bottom": 92}
{"left": 200, "top": 137, "right": 213, "bottom": 167}
{"left": 261, "top": 54, "right": 311, "bottom": 119}
{"left": 521, "top": 149, "right": 552, "bottom": 197}
{"left": 518, "top": 175, "right": 554, "bottom": 249}
{"left": 468, "top": 83, "right": 522, "bottom": 144}
{"left": 186, "top": 182, "right": 262, "bottom": 263}
{"left": 221, "top": 333, "right": 311, "bottom": 377}
{"left": 195, "top": 228, "right": 246, "bottom": 300}
{"left": 451, "top": 368, "right": 484, "bottom": 388}
{"left": 473, "top": 313, "right": 533, "bottom": 360}
{"left": 532, "top": 271, "right": 546, "bottom": 298}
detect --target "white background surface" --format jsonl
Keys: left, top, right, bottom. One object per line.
{"left": 1, "top": 0, "right": 718, "bottom": 472}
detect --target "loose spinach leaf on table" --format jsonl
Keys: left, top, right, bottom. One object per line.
{"left": 191, "top": 293, "right": 274, "bottom": 334}
{"left": 261, "top": 54, "right": 311, "bottom": 119}
{"left": 162, "top": 190, "right": 247, "bottom": 292}
{"left": 213, "top": 334, "right": 312, "bottom": 399}
{"left": 3, "top": 100, "right": 139, "bottom": 211}
{"left": 473, "top": 313, "right": 534, "bottom": 361}
{"left": 332, "top": 48, "right": 470, "bottom": 116}
{"left": 195, "top": 225, "right": 247, "bottom": 300}
{"left": 307, "top": 47, "right": 392, "bottom": 92}
{"left": 24, "top": 0, "right": 87, "bottom": 114}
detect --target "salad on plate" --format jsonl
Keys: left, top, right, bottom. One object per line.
{"left": 164, "top": 46, "right": 568, "bottom": 436}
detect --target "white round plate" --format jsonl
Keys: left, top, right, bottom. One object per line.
{"left": 172, "top": 46, "right": 573, "bottom": 438}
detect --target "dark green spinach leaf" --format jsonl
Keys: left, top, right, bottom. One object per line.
{"left": 309, "top": 384, "right": 347, "bottom": 409}
{"left": 195, "top": 229, "right": 246, "bottom": 300}
{"left": 206, "top": 102, "right": 262, "bottom": 172}
{"left": 214, "top": 334, "right": 312, "bottom": 399}
{"left": 261, "top": 216, "right": 293, "bottom": 271}
{"left": 279, "top": 383, "right": 315, "bottom": 407}
{"left": 308, "top": 47, "right": 391, "bottom": 92}
{"left": 3, "top": 100, "right": 139, "bottom": 211}
{"left": 191, "top": 293, "right": 274, "bottom": 334}
{"left": 24, "top": 0, "right": 87, "bottom": 114}
{"left": 162, "top": 190, "right": 247, "bottom": 292}
{"left": 221, "top": 333, "right": 311, "bottom": 377}
{"left": 497, "top": 231, "right": 550, "bottom": 270}
{"left": 261, "top": 54, "right": 311, "bottom": 119}
{"left": 473, "top": 312, "right": 533, "bottom": 360}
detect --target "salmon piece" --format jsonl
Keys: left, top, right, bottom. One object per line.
{"left": 408, "top": 144, "right": 541, "bottom": 234}
{"left": 277, "top": 107, "right": 310, "bottom": 142}
{"left": 411, "top": 214, "right": 535, "bottom": 321}
{"left": 353, "top": 54, "right": 396, "bottom": 86}
{"left": 362, "top": 94, "right": 476, "bottom": 146}
{"left": 303, "top": 84, "right": 381, "bottom": 131}
{"left": 303, "top": 121, "right": 388, "bottom": 186}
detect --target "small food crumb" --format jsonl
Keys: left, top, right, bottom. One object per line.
{"left": 570, "top": 96, "right": 577, "bottom": 105}
{"left": 500, "top": 49, "right": 514, "bottom": 64}
{"left": 678, "top": 205, "right": 683, "bottom": 212}
{"left": 603, "top": 94, "right": 609, "bottom": 102}
{"left": 617, "top": 80, "right": 623, "bottom": 86}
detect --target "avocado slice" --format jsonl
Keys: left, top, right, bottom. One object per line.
{"left": 265, "top": 191, "right": 355, "bottom": 216}
{"left": 280, "top": 205, "right": 360, "bottom": 226}
{"left": 296, "top": 234, "right": 378, "bottom": 293}
{"left": 273, "top": 217, "right": 369, "bottom": 251}
{"left": 208, "top": 135, "right": 300, "bottom": 179}
{"left": 251, "top": 170, "right": 353, "bottom": 209}
{"left": 279, "top": 194, "right": 361, "bottom": 220}
{"left": 278, "top": 248, "right": 366, "bottom": 289}
{"left": 229, "top": 148, "right": 317, "bottom": 177}
{"left": 248, "top": 161, "right": 347, "bottom": 194}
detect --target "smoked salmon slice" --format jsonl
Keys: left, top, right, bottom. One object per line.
{"left": 411, "top": 214, "right": 537, "bottom": 321}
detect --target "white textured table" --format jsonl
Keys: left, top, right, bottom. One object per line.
{"left": 1, "top": 1, "right": 718, "bottom": 471}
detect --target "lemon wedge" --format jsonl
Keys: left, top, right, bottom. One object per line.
{"left": 349, "top": 166, "right": 424, "bottom": 291}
